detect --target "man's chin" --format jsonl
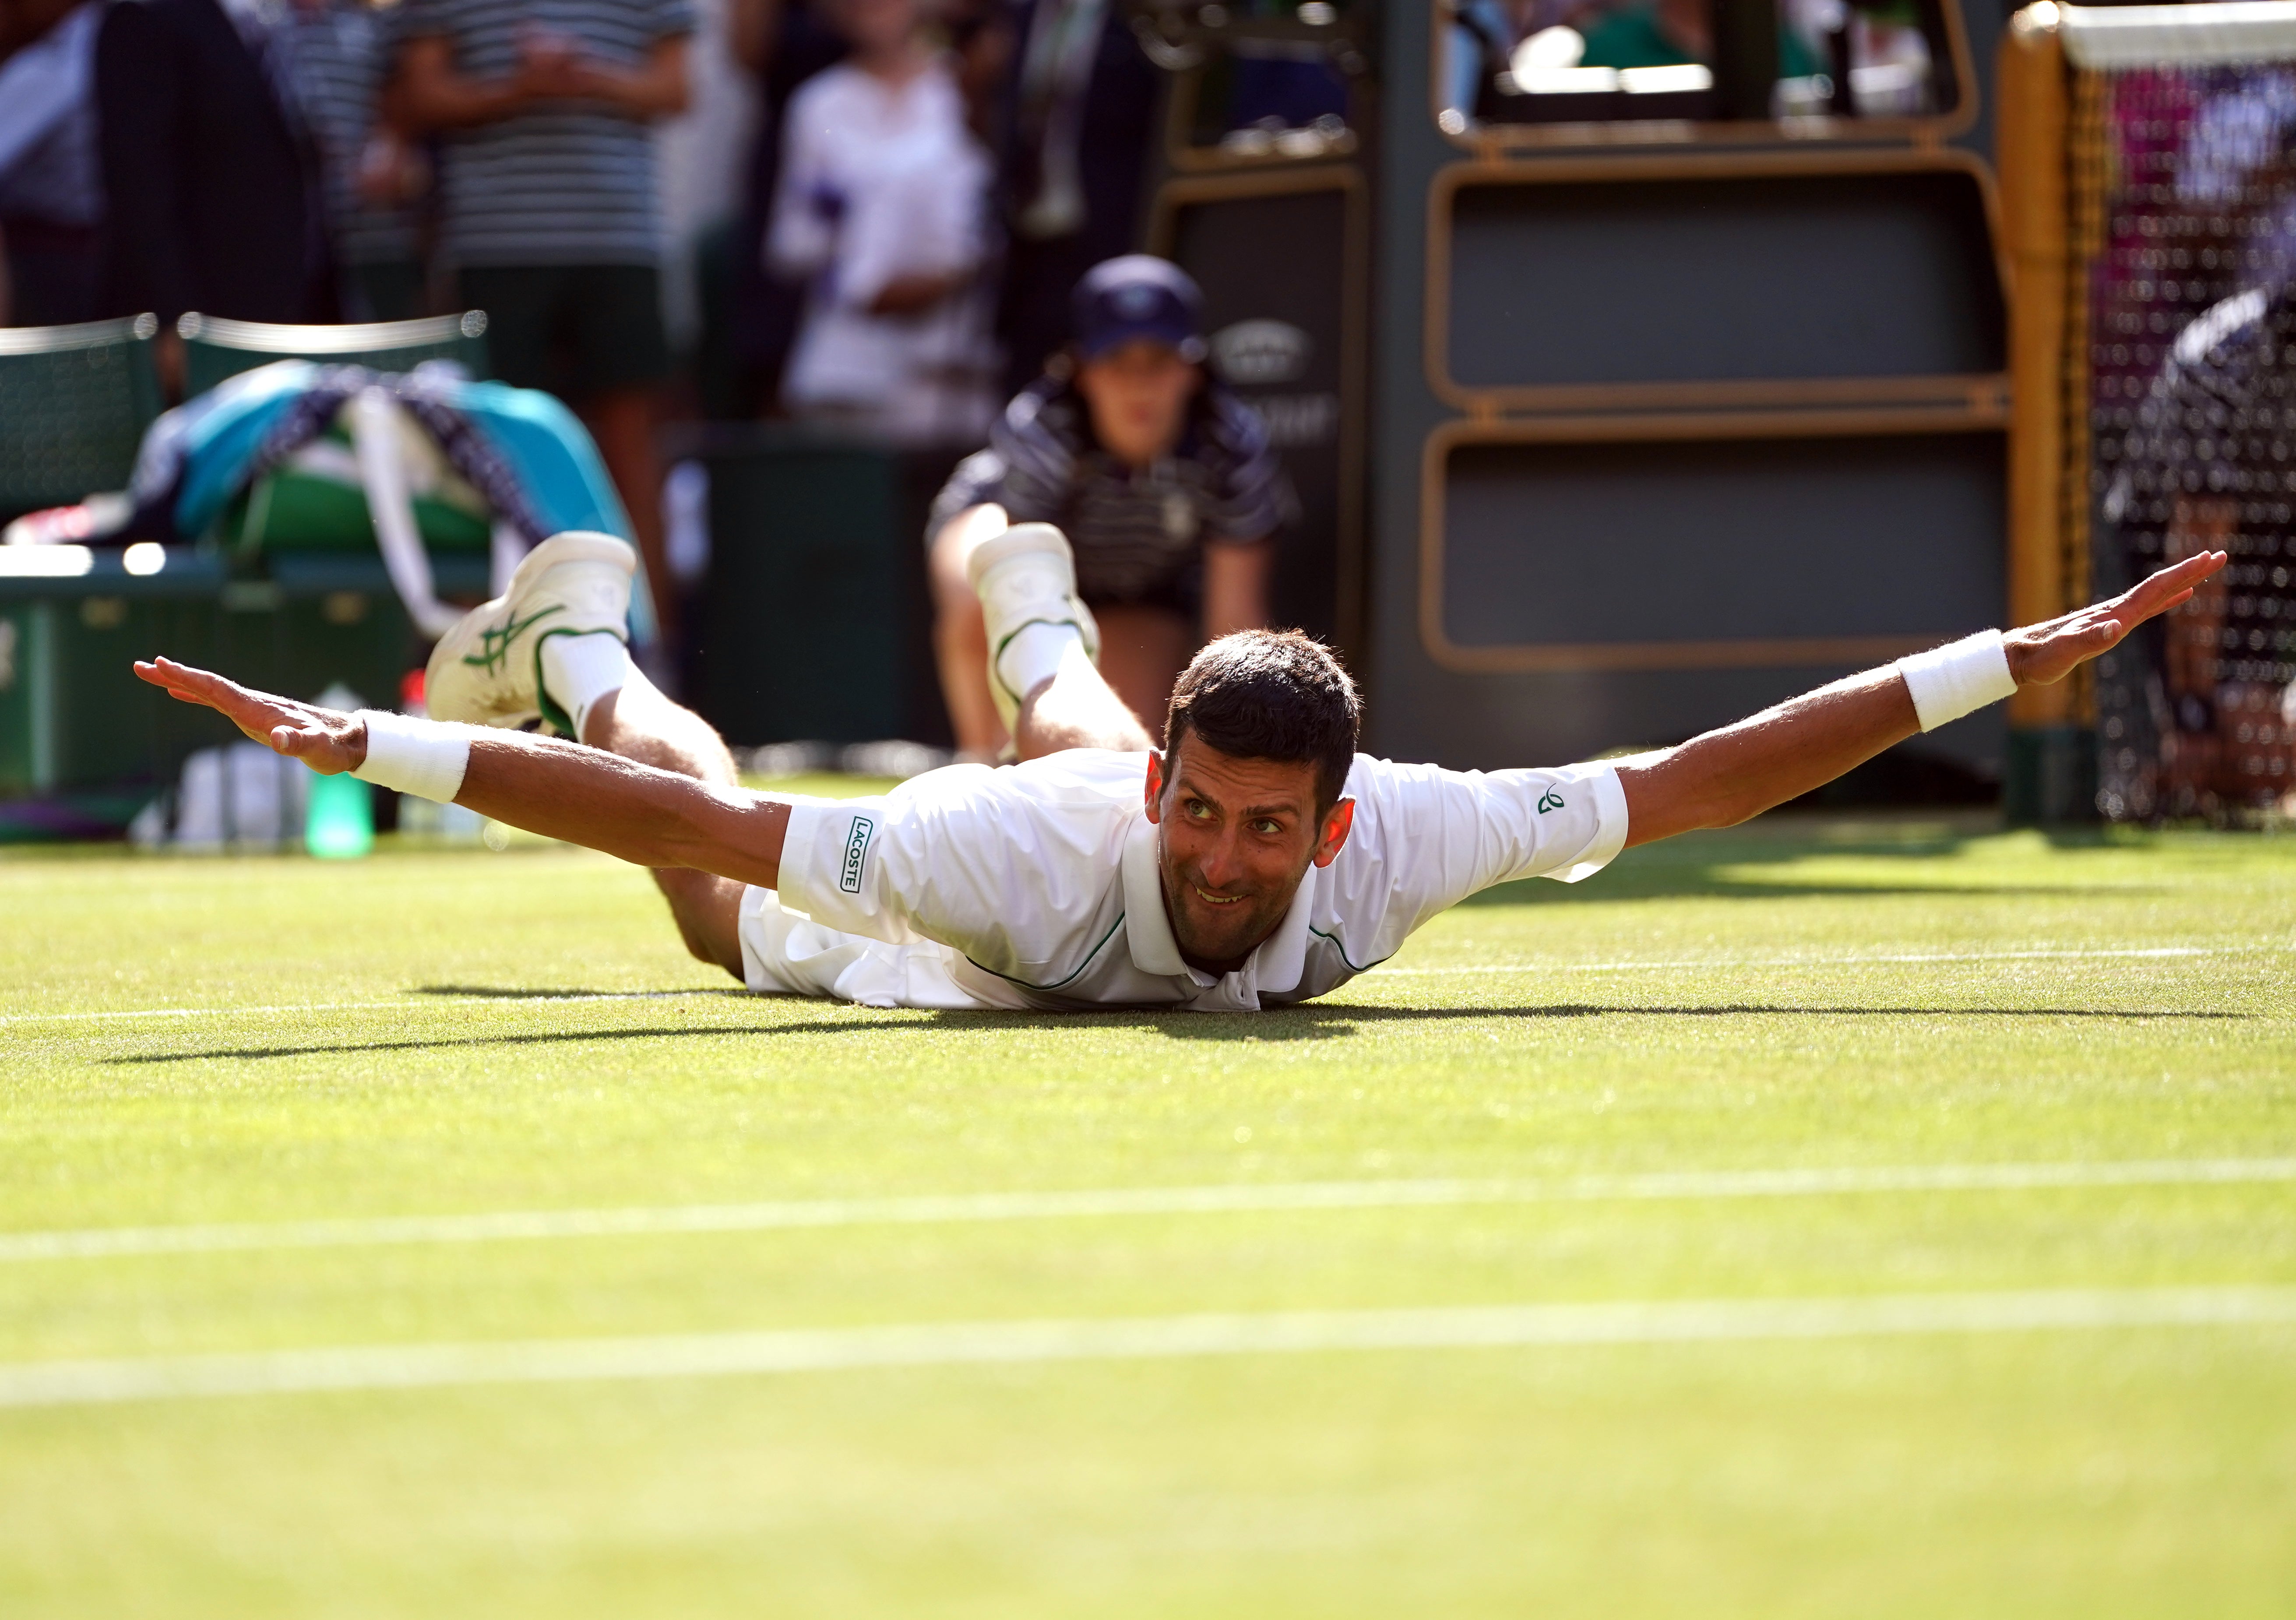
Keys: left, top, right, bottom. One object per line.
{"left": 1171, "top": 899, "right": 1280, "bottom": 970}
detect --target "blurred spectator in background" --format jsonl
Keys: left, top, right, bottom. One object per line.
{"left": 768, "top": 0, "right": 996, "bottom": 442}
{"left": 651, "top": 0, "right": 760, "bottom": 383}
{"left": 278, "top": 0, "right": 429, "bottom": 322}
{"left": 1444, "top": 0, "right": 1521, "bottom": 120}
{"left": 928, "top": 255, "right": 1288, "bottom": 757}
{"left": 1215, "top": 0, "right": 1350, "bottom": 140}
{"left": 0, "top": 0, "right": 107, "bottom": 326}
{"left": 725, "top": 0, "right": 846, "bottom": 411}
{"left": 1574, "top": 0, "right": 1824, "bottom": 78}
{"left": 388, "top": 0, "right": 692, "bottom": 639}
{"left": 994, "top": 0, "right": 1159, "bottom": 395}
{"left": 2107, "top": 276, "right": 2296, "bottom": 814}
{"left": 96, "top": 0, "right": 336, "bottom": 373}
{"left": 943, "top": 0, "right": 1014, "bottom": 144}
{"left": 1575, "top": 0, "right": 1713, "bottom": 70}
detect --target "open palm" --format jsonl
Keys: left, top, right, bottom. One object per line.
{"left": 2005, "top": 549, "right": 2226, "bottom": 688}
{"left": 132, "top": 657, "right": 367, "bottom": 775}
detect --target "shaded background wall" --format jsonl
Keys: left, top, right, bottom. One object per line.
{"left": 1363, "top": 0, "right": 2018, "bottom": 795}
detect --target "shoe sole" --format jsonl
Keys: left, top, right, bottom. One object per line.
{"left": 426, "top": 532, "right": 637, "bottom": 728}
{"left": 965, "top": 521, "right": 1074, "bottom": 592}
{"left": 965, "top": 525, "right": 1104, "bottom": 726}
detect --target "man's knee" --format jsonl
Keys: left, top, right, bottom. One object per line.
{"left": 655, "top": 869, "right": 746, "bottom": 979}
{"left": 678, "top": 914, "right": 746, "bottom": 981}
{"left": 590, "top": 679, "right": 738, "bottom": 785}
{"left": 1014, "top": 672, "right": 1154, "bottom": 758}
{"left": 928, "top": 531, "right": 979, "bottom": 619}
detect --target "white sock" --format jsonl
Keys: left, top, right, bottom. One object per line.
{"left": 539, "top": 632, "right": 633, "bottom": 740}
{"left": 995, "top": 621, "right": 1087, "bottom": 705}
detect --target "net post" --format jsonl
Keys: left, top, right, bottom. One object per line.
{"left": 1997, "top": 4, "right": 2090, "bottom": 820}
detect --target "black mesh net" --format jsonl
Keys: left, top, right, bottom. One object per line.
{"left": 2084, "top": 64, "right": 2296, "bottom": 823}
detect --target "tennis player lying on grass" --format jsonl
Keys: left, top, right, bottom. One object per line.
{"left": 137, "top": 527, "right": 2222, "bottom": 1013}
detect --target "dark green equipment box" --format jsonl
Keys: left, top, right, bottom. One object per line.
{"left": 686, "top": 428, "right": 956, "bottom": 749}
{"left": 0, "top": 548, "right": 486, "bottom": 829}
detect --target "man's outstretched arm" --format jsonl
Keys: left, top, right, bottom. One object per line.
{"left": 130, "top": 659, "right": 791, "bottom": 886}
{"left": 1613, "top": 550, "right": 2226, "bottom": 849}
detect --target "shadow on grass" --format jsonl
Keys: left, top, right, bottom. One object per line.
{"left": 1467, "top": 821, "right": 2166, "bottom": 908}
{"left": 1470, "top": 864, "right": 2157, "bottom": 907}
{"left": 110, "top": 1000, "right": 2247, "bottom": 1063}
{"left": 413, "top": 984, "right": 751, "bottom": 1001}
{"left": 1476, "top": 878, "right": 2152, "bottom": 906}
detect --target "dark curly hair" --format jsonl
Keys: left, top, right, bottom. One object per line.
{"left": 1162, "top": 630, "right": 1361, "bottom": 810}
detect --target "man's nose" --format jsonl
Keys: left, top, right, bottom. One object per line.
{"left": 1195, "top": 832, "right": 1245, "bottom": 889}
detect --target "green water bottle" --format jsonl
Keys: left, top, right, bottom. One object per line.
{"left": 305, "top": 770, "right": 374, "bottom": 859}
{"left": 303, "top": 681, "right": 375, "bottom": 859}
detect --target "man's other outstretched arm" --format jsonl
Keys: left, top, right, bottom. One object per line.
{"left": 131, "top": 659, "right": 791, "bottom": 887}
{"left": 1613, "top": 550, "right": 2226, "bottom": 849}
{"left": 1612, "top": 662, "right": 1923, "bottom": 848}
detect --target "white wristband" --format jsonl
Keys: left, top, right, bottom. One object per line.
{"left": 351, "top": 710, "right": 472, "bottom": 803}
{"left": 1895, "top": 630, "right": 2018, "bottom": 733}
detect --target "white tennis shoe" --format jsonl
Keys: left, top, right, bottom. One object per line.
{"left": 424, "top": 531, "right": 635, "bottom": 733}
{"left": 966, "top": 521, "right": 1101, "bottom": 733}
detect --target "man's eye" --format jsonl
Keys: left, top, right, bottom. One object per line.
{"left": 1252, "top": 819, "right": 1282, "bottom": 835}
{"left": 1186, "top": 799, "right": 1213, "bottom": 820}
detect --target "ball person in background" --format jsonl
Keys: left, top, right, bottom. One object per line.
{"left": 927, "top": 254, "right": 1292, "bottom": 759}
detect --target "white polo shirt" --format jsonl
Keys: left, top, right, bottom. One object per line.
{"left": 741, "top": 750, "right": 1629, "bottom": 1013}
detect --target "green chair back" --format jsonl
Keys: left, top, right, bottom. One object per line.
{"left": 179, "top": 310, "right": 489, "bottom": 397}
{"left": 0, "top": 314, "right": 165, "bottom": 521}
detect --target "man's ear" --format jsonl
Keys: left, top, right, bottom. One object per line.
{"left": 1311, "top": 797, "right": 1355, "bottom": 869}
{"left": 1143, "top": 750, "right": 1165, "bottom": 824}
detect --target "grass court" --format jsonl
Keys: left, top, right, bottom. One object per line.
{"left": 3, "top": 796, "right": 2293, "bottom": 1616}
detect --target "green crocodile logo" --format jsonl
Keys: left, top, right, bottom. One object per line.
{"left": 460, "top": 605, "right": 564, "bottom": 676}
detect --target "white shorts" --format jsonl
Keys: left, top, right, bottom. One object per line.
{"left": 736, "top": 886, "right": 1001, "bottom": 1011}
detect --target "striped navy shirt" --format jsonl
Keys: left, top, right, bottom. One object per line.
{"left": 933, "top": 374, "right": 1293, "bottom": 611}
{"left": 391, "top": 0, "right": 693, "bottom": 267}
{"left": 281, "top": 0, "right": 419, "bottom": 266}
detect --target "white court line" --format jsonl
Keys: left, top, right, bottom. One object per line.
{"left": 7, "top": 1158, "right": 2291, "bottom": 1263}
{"left": 0, "top": 989, "right": 734, "bottom": 1028}
{"left": 0, "top": 945, "right": 2266, "bottom": 1025}
{"left": 2, "top": 1285, "right": 2290, "bottom": 1409}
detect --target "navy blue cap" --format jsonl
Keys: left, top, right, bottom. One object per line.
{"left": 1072, "top": 255, "right": 1207, "bottom": 363}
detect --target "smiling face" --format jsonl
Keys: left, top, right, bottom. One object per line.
{"left": 1145, "top": 734, "right": 1354, "bottom": 975}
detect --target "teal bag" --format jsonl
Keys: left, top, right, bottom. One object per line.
{"left": 149, "top": 361, "right": 633, "bottom": 548}
{"left": 120, "top": 360, "right": 655, "bottom": 644}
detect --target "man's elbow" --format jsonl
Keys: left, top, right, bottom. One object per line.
{"left": 1690, "top": 778, "right": 1771, "bottom": 830}
{"left": 654, "top": 804, "right": 724, "bottom": 872}
{"left": 1635, "top": 784, "right": 1764, "bottom": 842}
{"left": 1648, "top": 747, "right": 1773, "bottom": 833}
{"left": 659, "top": 785, "right": 774, "bottom": 880}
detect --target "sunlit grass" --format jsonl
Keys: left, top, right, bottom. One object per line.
{"left": 1, "top": 807, "right": 2291, "bottom": 1617}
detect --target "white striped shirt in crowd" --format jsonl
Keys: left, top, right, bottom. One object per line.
{"left": 390, "top": 0, "right": 693, "bottom": 268}
{"left": 279, "top": 0, "right": 419, "bottom": 266}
